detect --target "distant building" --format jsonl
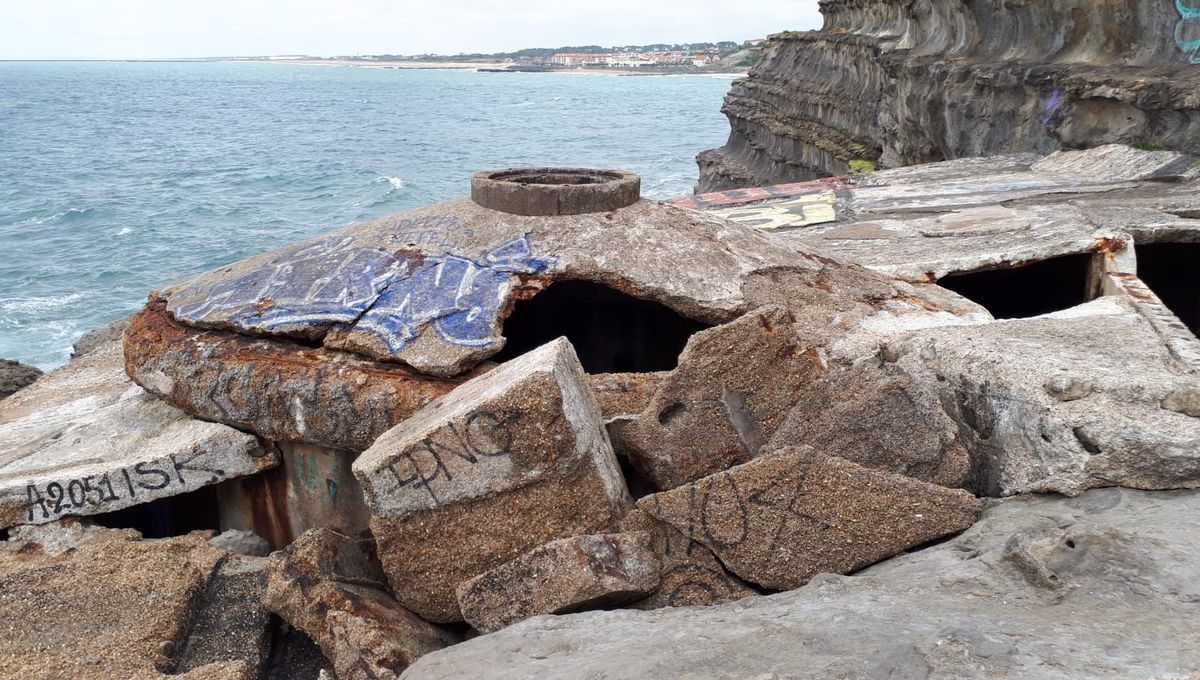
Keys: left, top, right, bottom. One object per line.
{"left": 550, "top": 53, "right": 606, "bottom": 66}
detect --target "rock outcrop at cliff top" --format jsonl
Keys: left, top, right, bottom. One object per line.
{"left": 697, "top": 0, "right": 1200, "bottom": 191}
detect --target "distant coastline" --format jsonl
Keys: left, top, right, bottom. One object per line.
{"left": 259, "top": 57, "right": 748, "bottom": 77}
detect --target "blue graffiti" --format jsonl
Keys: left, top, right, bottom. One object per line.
{"left": 1040, "top": 90, "right": 1064, "bottom": 126}
{"left": 1179, "top": 0, "right": 1200, "bottom": 64}
{"left": 172, "top": 236, "right": 410, "bottom": 333}
{"left": 353, "top": 236, "right": 556, "bottom": 353}
{"left": 170, "top": 233, "right": 556, "bottom": 356}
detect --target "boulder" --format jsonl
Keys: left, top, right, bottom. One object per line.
{"left": 210, "top": 529, "right": 270, "bottom": 557}
{"left": 352, "top": 338, "right": 630, "bottom": 622}
{"left": 0, "top": 340, "right": 274, "bottom": 528}
{"left": 402, "top": 488, "right": 1200, "bottom": 680}
{"left": 263, "top": 529, "right": 458, "bottom": 680}
{"left": 456, "top": 532, "right": 660, "bottom": 634}
{"left": 620, "top": 506, "right": 757, "bottom": 610}
{"left": 0, "top": 522, "right": 270, "bottom": 679}
{"left": 610, "top": 306, "right": 827, "bottom": 491}
{"left": 637, "top": 447, "right": 982, "bottom": 591}
{"left": 0, "top": 358, "right": 41, "bottom": 400}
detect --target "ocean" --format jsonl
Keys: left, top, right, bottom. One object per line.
{"left": 0, "top": 61, "right": 736, "bottom": 369}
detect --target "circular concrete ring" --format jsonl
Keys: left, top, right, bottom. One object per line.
{"left": 471, "top": 168, "right": 641, "bottom": 216}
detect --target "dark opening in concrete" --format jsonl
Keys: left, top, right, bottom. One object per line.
{"left": 1136, "top": 243, "right": 1200, "bottom": 337}
{"left": 93, "top": 484, "right": 221, "bottom": 538}
{"left": 936, "top": 254, "right": 1094, "bottom": 319}
{"left": 494, "top": 281, "right": 709, "bottom": 373}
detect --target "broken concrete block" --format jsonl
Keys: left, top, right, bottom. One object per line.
{"left": 611, "top": 306, "right": 826, "bottom": 491}
{"left": 456, "top": 532, "right": 660, "bottom": 634}
{"left": 263, "top": 529, "right": 457, "bottom": 680}
{"left": 586, "top": 371, "right": 668, "bottom": 422}
{"left": 620, "top": 506, "right": 757, "bottom": 610}
{"left": 0, "top": 522, "right": 269, "bottom": 679}
{"left": 0, "top": 340, "right": 275, "bottom": 528}
{"left": 210, "top": 529, "right": 270, "bottom": 557}
{"left": 1162, "top": 388, "right": 1200, "bottom": 418}
{"left": 353, "top": 337, "right": 630, "bottom": 622}
{"left": 765, "top": 361, "right": 971, "bottom": 489}
{"left": 638, "top": 447, "right": 982, "bottom": 591}
{"left": 124, "top": 300, "right": 467, "bottom": 451}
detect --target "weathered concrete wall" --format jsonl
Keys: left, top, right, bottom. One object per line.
{"left": 698, "top": 0, "right": 1200, "bottom": 191}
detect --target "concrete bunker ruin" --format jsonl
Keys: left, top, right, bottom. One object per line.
{"left": 1135, "top": 242, "right": 1200, "bottom": 338}
{"left": 935, "top": 253, "right": 1096, "bottom": 319}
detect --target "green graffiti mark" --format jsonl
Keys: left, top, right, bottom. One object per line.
{"left": 1179, "top": 0, "right": 1200, "bottom": 63}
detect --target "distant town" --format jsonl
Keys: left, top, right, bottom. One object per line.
{"left": 250, "top": 40, "right": 768, "bottom": 73}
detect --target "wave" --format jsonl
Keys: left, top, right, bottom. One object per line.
{"left": 375, "top": 175, "right": 405, "bottom": 191}
{"left": 0, "top": 292, "right": 85, "bottom": 315}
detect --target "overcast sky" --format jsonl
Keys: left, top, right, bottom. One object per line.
{"left": 1, "top": 1, "right": 823, "bottom": 60}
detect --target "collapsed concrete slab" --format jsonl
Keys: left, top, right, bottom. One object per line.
{"left": 457, "top": 532, "right": 660, "bottom": 634}
{"left": 0, "top": 341, "right": 275, "bottom": 528}
{"left": 263, "top": 529, "right": 458, "bottom": 680}
{"left": 765, "top": 361, "right": 971, "bottom": 488}
{"left": 886, "top": 297, "right": 1200, "bottom": 497}
{"left": 0, "top": 522, "right": 270, "bottom": 679}
{"left": 352, "top": 338, "right": 630, "bottom": 622}
{"left": 638, "top": 447, "right": 982, "bottom": 591}
{"left": 403, "top": 488, "right": 1200, "bottom": 680}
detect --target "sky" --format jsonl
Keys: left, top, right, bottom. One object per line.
{"left": 1, "top": 1, "right": 823, "bottom": 60}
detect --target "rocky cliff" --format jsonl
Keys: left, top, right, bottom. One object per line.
{"left": 697, "top": 0, "right": 1200, "bottom": 191}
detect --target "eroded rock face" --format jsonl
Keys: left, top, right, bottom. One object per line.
{"left": 0, "top": 341, "right": 274, "bottom": 529}
{"left": 0, "top": 358, "right": 41, "bottom": 400}
{"left": 353, "top": 338, "right": 630, "bottom": 622}
{"left": 0, "top": 522, "right": 270, "bottom": 679}
{"left": 456, "top": 532, "right": 660, "bottom": 634}
{"left": 403, "top": 488, "right": 1200, "bottom": 680}
{"left": 263, "top": 529, "right": 458, "bottom": 680}
{"left": 637, "top": 447, "right": 982, "bottom": 591}
{"left": 698, "top": 1, "right": 1200, "bottom": 191}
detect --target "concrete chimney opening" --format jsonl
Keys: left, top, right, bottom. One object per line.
{"left": 471, "top": 167, "right": 641, "bottom": 216}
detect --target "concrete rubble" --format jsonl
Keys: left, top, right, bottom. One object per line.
{"left": 638, "top": 447, "right": 981, "bottom": 591}
{"left": 262, "top": 529, "right": 458, "bottom": 679}
{"left": 352, "top": 337, "right": 630, "bottom": 623}
{"left": 456, "top": 531, "right": 660, "bottom": 634}
{"left": 1, "top": 147, "right": 1199, "bottom": 677}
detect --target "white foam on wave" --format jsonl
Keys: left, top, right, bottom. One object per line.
{"left": 116, "top": 227, "right": 132, "bottom": 236}
{"left": 0, "top": 292, "right": 86, "bottom": 315}
{"left": 383, "top": 176, "right": 405, "bottom": 190}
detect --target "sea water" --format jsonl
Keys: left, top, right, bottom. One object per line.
{"left": 0, "top": 62, "right": 736, "bottom": 369}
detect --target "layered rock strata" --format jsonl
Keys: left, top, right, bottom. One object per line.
{"left": 698, "top": 1, "right": 1200, "bottom": 191}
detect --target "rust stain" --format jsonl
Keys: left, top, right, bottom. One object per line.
{"left": 1093, "top": 236, "right": 1128, "bottom": 254}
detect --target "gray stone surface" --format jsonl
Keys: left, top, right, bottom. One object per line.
{"left": 403, "top": 488, "right": 1200, "bottom": 680}
{"left": 353, "top": 338, "right": 630, "bottom": 622}
{"left": 0, "top": 341, "right": 275, "bottom": 528}
{"left": 72, "top": 315, "right": 131, "bottom": 359}
{"left": 457, "top": 532, "right": 660, "bottom": 634}
{"left": 0, "top": 358, "right": 41, "bottom": 401}
{"left": 637, "top": 447, "right": 981, "bottom": 591}
{"left": 210, "top": 529, "right": 270, "bottom": 557}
